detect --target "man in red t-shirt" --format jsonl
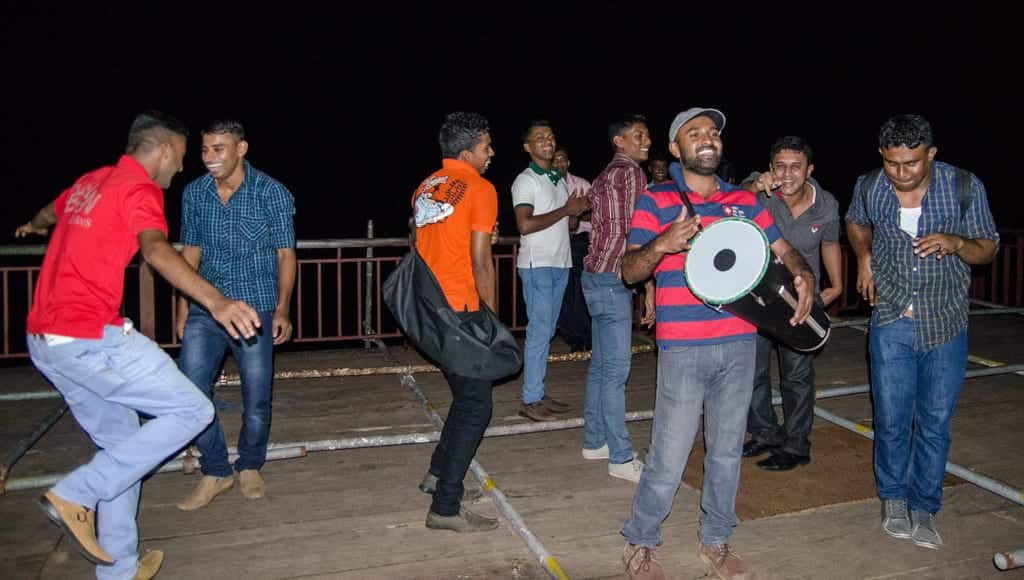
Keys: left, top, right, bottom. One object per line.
{"left": 411, "top": 112, "right": 502, "bottom": 533}
{"left": 16, "top": 111, "right": 260, "bottom": 580}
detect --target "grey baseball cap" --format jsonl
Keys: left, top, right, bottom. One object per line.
{"left": 669, "top": 107, "right": 726, "bottom": 141}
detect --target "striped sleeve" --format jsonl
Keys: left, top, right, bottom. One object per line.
{"left": 628, "top": 191, "right": 662, "bottom": 246}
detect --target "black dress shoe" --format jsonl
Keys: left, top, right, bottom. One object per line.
{"left": 756, "top": 451, "right": 810, "bottom": 471}
{"left": 742, "top": 440, "right": 780, "bottom": 458}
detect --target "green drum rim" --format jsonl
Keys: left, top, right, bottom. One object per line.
{"left": 684, "top": 217, "right": 770, "bottom": 305}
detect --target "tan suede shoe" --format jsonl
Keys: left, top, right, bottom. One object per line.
{"left": 133, "top": 550, "right": 164, "bottom": 580}
{"left": 238, "top": 469, "right": 265, "bottom": 499}
{"left": 38, "top": 491, "right": 114, "bottom": 565}
{"left": 176, "top": 475, "right": 235, "bottom": 511}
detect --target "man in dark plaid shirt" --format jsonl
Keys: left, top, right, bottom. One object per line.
{"left": 846, "top": 114, "right": 998, "bottom": 551}
{"left": 175, "top": 120, "right": 296, "bottom": 511}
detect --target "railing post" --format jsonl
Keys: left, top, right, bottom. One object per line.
{"left": 363, "top": 220, "right": 375, "bottom": 348}
{"left": 139, "top": 261, "right": 156, "bottom": 339}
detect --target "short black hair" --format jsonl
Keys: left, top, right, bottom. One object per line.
{"left": 770, "top": 135, "right": 813, "bottom": 165}
{"left": 522, "top": 119, "right": 553, "bottom": 143}
{"left": 439, "top": 112, "right": 490, "bottom": 159}
{"left": 126, "top": 110, "right": 189, "bottom": 154}
{"left": 608, "top": 113, "right": 647, "bottom": 146}
{"left": 878, "top": 114, "right": 934, "bottom": 149}
{"left": 202, "top": 119, "right": 246, "bottom": 140}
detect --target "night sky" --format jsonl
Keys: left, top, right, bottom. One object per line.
{"left": 1, "top": 4, "right": 1016, "bottom": 242}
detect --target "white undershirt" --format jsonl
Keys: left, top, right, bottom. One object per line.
{"left": 899, "top": 206, "right": 921, "bottom": 238}
{"left": 899, "top": 206, "right": 922, "bottom": 313}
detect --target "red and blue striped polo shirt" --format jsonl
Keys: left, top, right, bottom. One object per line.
{"left": 628, "top": 166, "right": 780, "bottom": 348}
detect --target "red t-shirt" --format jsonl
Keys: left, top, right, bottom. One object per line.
{"left": 26, "top": 155, "right": 169, "bottom": 338}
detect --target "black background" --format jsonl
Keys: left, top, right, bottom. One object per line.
{"left": 1, "top": 4, "right": 1016, "bottom": 242}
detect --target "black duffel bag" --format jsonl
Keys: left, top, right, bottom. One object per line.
{"left": 383, "top": 249, "right": 522, "bottom": 381}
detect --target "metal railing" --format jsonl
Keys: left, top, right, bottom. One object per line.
{"left": 0, "top": 230, "right": 1020, "bottom": 359}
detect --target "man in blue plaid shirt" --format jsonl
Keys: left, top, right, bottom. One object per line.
{"left": 846, "top": 114, "right": 998, "bottom": 551}
{"left": 175, "top": 120, "right": 296, "bottom": 510}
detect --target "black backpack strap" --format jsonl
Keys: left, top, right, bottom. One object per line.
{"left": 955, "top": 167, "right": 972, "bottom": 216}
{"left": 856, "top": 167, "right": 884, "bottom": 214}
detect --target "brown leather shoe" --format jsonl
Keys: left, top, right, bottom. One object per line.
{"left": 622, "top": 542, "right": 667, "bottom": 580}
{"left": 38, "top": 491, "right": 114, "bottom": 565}
{"left": 541, "top": 395, "right": 571, "bottom": 413}
{"left": 698, "top": 541, "right": 748, "bottom": 580}
{"left": 176, "top": 475, "right": 235, "bottom": 511}
{"left": 425, "top": 508, "right": 499, "bottom": 532}
{"left": 518, "top": 401, "right": 558, "bottom": 422}
{"left": 133, "top": 550, "right": 164, "bottom": 580}
{"left": 238, "top": 469, "right": 265, "bottom": 499}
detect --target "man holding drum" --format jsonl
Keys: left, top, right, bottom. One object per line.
{"left": 741, "top": 136, "right": 843, "bottom": 471}
{"left": 618, "top": 108, "right": 814, "bottom": 580}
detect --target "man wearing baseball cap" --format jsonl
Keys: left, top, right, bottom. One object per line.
{"left": 617, "top": 108, "right": 814, "bottom": 580}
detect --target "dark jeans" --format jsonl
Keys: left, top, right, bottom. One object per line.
{"left": 428, "top": 371, "right": 493, "bottom": 516}
{"left": 748, "top": 333, "right": 815, "bottom": 456}
{"left": 179, "top": 309, "right": 276, "bottom": 477}
{"left": 557, "top": 232, "right": 591, "bottom": 350}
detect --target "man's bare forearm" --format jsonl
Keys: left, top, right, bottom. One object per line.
{"left": 622, "top": 242, "right": 664, "bottom": 285}
{"left": 276, "top": 248, "right": 297, "bottom": 312}
{"left": 846, "top": 222, "right": 873, "bottom": 262}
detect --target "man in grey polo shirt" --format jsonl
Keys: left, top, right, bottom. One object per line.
{"left": 741, "top": 135, "right": 842, "bottom": 471}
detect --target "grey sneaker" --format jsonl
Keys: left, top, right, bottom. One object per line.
{"left": 910, "top": 510, "right": 943, "bottom": 550}
{"left": 881, "top": 499, "right": 912, "bottom": 539}
{"left": 417, "top": 472, "right": 484, "bottom": 502}
{"left": 425, "top": 507, "right": 499, "bottom": 533}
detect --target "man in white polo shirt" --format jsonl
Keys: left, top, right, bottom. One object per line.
{"left": 513, "top": 120, "right": 590, "bottom": 421}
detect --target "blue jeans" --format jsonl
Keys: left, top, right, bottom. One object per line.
{"left": 581, "top": 272, "right": 634, "bottom": 463}
{"left": 179, "top": 309, "right": 275, "bottom": 477}
{"left": 870, "top": 313, "right": 967, "bottom": 515}
{"left": 517, "top": 267, "right": 569, "bottom": 404}
{"left": 748, "top": 333, "right": 815, "bottom": 456}
{"left": 428, "top": 371, "right": 493, "bottom": 516}
{"left": 622, "top": 339, "right": 755, "bottom": 547}
{"left": 27, "top": 326, "right": 213, "bottom": 580}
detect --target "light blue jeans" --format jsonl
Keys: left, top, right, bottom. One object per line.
{"left": 27, "top": 326, "right": 213, "bottom": 580}
{"left": 517, "top": 267, "right": 569, "bottom": 404}
{"left": 870, "top": 313, "right": 967, "bottom": 514}
{"left": 581, "top": 272, "right": 634, "bottom": 463}
{"left": 622, "top": 339, "right": 755, "bottom": 547}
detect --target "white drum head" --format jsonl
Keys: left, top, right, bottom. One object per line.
{"left": 684, "top": 218, "right": 770, "bottom": 305}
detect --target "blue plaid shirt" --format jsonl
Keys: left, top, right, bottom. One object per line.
{"left": 181, "top": 161, "right": 295, "bottom": 312}
{"left": 845, "top": 160, "right": 998, "bottom": 350}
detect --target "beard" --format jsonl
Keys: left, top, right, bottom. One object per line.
{"left": 682, "top": 148, "right": 721, "bottom": 176}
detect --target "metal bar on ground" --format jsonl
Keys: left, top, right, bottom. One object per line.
{"left": 4, "top": 445, "right": 307, "bottom": 493}
{"left": 401, "top": 371, "right": 568, "bottom": 580}
{"left": 812, "top": 406, "right": 1024, "bottom": 507}
{"left": 994, "top": 549, "right": 1024, "bottom": 570}
{"left": 0, "top": 402, "right": 67, "bottom": 493}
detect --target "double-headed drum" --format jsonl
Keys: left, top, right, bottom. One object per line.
{"left": 684, "top": 218, "right": 830, "bottom": 352}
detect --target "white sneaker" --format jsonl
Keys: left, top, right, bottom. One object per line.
{"left": 582, "top": 444, "right": 609, "bottom": 460}
{"left": 609, "top": 458, "right": 644, "bottom": 483}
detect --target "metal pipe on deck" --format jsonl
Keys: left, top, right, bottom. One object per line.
{"left": 3, "top": 445, "right": 307, "bottom": 493}
{"left": 994, "top": 549, "right": 1024, "bottom": 570}
{"left": 0, "top": 402, "right": 66, "bottom": 493}
{"left": 811, "top": 406, "right": 1024, "bottom": 507}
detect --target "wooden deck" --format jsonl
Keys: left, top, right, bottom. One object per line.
{"left": 1, "top": 314, "right": 1023, "bottom": 579}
